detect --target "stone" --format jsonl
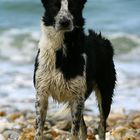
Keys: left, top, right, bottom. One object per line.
{"left": 18, "top": 127, "right": 35, "bottom": 140}
{"left": 53, "top": 120, "right": 71, "bottom": 131}
{"left": 0, "top": 122, "right": 14, "bottom": 133}
{"left": 87, "top": 133, "right": 96, "bottom": 140}
{"left": 55, "top": 135, "right": 70, "bottom": 140}
{"left": 10, "top": 131, "right": 20, "bottom": 139}
{"left": 0, "top": 134, "right": 6, "bottom": 140}
{"left": 3, "top": 130, "right": 18, "bottom": 139}
{"left": 44, "top": 134, "right": 53, "bottom": 140}
{"left": 7, "top": 113, "right": 22, "bottom": 121}
{"left": 0, "top": 111, "right": 6, "bottom": 117}
{"left": 123, "top": 134, "right": 137, "bottom": 140}
{"left": 111, "top": 126, "right": 128, "bottom": 138}
{"left": 95, "top": 132, "right": 115, "bottom": 140}
{"left": 108, "top": 113, "right": 126, "bottom": 125}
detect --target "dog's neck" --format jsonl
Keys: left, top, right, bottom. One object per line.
{"left": 39, "top": 23, "right": 64, "bottom": 50}
{"left": 39, "top": 22, "right": 84, "bottom": 54}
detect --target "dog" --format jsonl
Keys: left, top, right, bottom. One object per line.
{"left": 33, "top": 0, "right": 116, "bottom": 140}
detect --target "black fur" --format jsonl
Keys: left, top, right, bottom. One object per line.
{"left": 85, "top": 30, "right": 116, "bottom": 95}
{"left": 41, "top": 0, "right": 86, "bottom": 27}
{"left": 56, "top": 28, "right": 85, "bottom": 80}
{"left": 85, "top": 30, "right": 116, "bottom": 119}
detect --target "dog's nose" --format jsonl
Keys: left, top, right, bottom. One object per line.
{"left": 59, "top": 18, "right": 70, "bottom": 28}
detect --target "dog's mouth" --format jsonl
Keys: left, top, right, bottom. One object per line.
{"left": 55, "top": 25, "right": 74, "bottom": 32}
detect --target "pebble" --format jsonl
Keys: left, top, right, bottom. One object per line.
{"left": 53, "top": 120, "right": 71, "bottom": 131}
{"left": 45, "top": 134, "right": 53, "bottom": 140}
{"left": 0, "top": 134, "right": 6, "bottom": 140}
{"left": 0, "top": 111, "right": 6, "bottom": 117}
{"left": 7, "top": 112, "right": 22, "bottom": 121}
{"left": 0, "top": 105, "right": 140, "bottom": 140}
{"left": 0, "top": 122, "right": 15, "bottom": 133}
{"left": 3, "top": 130, "right": 19, "bottom": 139}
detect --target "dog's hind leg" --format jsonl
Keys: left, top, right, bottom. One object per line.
{"left": 70, "top": 97, "right": 85, "bottom": 140}
{"left": 35, "top": 93, "right": 48, "bottom": 140}
{"left": 95, "top": 83, "right": 114, "bottom": 140}
{"left": 85, "top": 30, "right": 116, "bottom": 140}
{"left": 95, "top": 88, "right": 107, "bottom": 140}
{"left": 95, "top": 62, "right": 116, "bottom": 140}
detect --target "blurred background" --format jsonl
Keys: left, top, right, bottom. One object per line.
{"left": 0, "top": 0, "right": 140, "bottom": 114}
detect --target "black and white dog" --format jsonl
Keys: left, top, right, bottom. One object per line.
{"left": 34, "top": 0, "right": 116, "bottom": 140}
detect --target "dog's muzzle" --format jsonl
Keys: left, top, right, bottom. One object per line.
{"left": 59, "top": 17, "right": 71, "bottom": 28}
{"left": 55, "top": 17, "right": 73, "bottom": 31}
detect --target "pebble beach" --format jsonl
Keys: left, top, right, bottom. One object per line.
{"left": 0, "top": 105, "right": 140, "bottom": 140}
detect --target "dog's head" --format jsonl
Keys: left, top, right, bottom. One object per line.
{"left": 41, "top": 0, "right": 86, "bottom": 32}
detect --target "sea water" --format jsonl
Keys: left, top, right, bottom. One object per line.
{"left": 0, "top": 0, "right": 140, "bottom": 113}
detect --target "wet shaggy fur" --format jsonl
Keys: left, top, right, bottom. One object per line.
{"left": 34, "top": 0, "right": 116, "bottom": 140}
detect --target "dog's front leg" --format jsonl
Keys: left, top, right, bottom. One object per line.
{"left": 70, "top": 97, "right": 85, "bottom": 140}
{"left": 35, "top": 93, "right": 48, "bottom": 140}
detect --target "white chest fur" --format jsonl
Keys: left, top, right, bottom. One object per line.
{"left": 35, "top": 24, "right": 86, "bottom": 102}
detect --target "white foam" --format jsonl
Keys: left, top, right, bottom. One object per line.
{"left": 0, "top": 28, "right": 40, "bottom": 63}
{"left": 108, "top": 32, "right": 140, "bottom": 44}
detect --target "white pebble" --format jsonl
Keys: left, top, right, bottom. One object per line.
{"left": 95, "top": 132, "right": 116, "bottom": 140}
{"left": 0, "top": 134, "right": 6, "bottom": 140}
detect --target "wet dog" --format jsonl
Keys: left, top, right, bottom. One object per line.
{"left": 34, "top": 0, "right": 116, "bottom": 140}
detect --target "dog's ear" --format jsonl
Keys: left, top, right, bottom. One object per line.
{"left": 41, "top": 0, "right": 47, "bottom": 9}
{"left": 83, "top": 0, "right": 87, "bottom": 4}
{"left": 80, "top": 0, "right": 87, "bottom": 5}
{"left": 79, "top": 0, "right": 87, "bottom": 9}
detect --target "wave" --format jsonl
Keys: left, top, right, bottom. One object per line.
{"left": 0, "top": 28, "right": 140, "bottom": 112}
{"left": 108, "top": 33, "right": 140, "bottom": 61}
{"left": 0, "top": 29, "right": 140, "bottom": 63}
{"left": 0, "top": 28, "right": 40, "bottom": 63}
